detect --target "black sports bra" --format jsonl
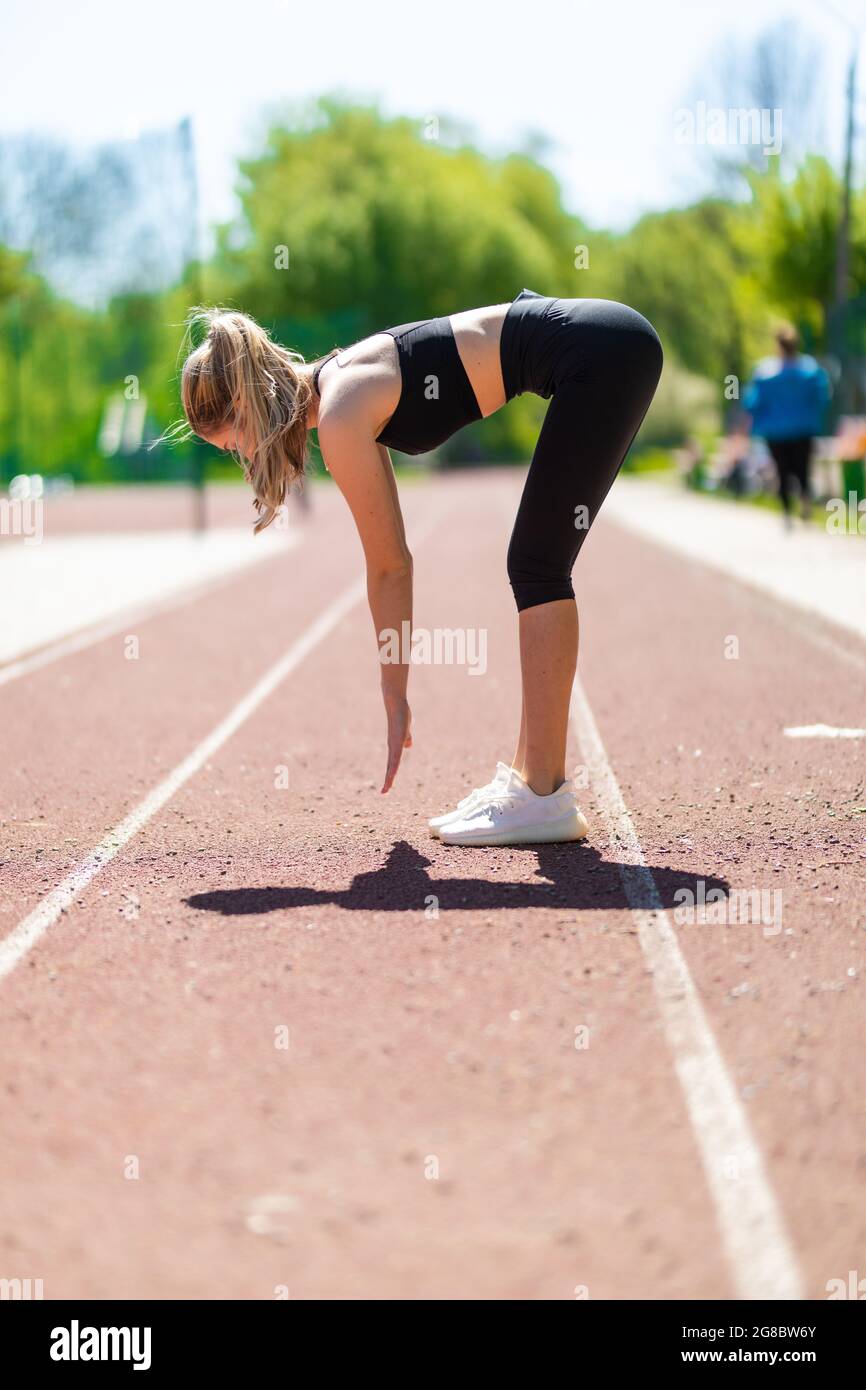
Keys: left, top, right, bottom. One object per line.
{"left": 312, "top": 316, "right": 483, "bottom": 456}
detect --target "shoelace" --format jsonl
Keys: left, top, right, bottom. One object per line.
{"left": 470, "top": 781, "right": 495, "bottom": 799}
{"left": 466, "top": 791, "right": 520, "bottom": 819}
{"left": 462, "top": 773, "right": 508, "bottom": 807}
{"left": 461, "top": 781, "right": 495, "bottom": 807}
{"left": 468, "top": 783, "right": 577, "bottom": 820}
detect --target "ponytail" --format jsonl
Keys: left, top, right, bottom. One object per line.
{"left": 175, "top": 307, "right": 333, "bottom": 532}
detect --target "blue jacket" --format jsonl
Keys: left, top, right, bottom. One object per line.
{"left": 744, "top": 355, "right": 830, "bottom": 440}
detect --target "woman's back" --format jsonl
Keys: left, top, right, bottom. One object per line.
{"left": 313, "top": 300, "right": 512, "bottom": 452}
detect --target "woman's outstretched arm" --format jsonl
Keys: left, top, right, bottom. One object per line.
{"left": 317, "top": 419, "right": 414, "bottom": 793}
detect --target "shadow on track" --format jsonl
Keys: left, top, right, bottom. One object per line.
{"left": 184, "top": 839, "right": 730, "bottom": 916}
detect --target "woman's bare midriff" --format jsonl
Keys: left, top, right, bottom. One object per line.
{"left": 316, "top": 302, "right": 513, "bottom": 440}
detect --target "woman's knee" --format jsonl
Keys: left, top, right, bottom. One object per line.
{"left": 506, "top": 540, "right": 575, "bottom": 611}
{"left": 614, "top": 304, "right": 664, "bottom": 388}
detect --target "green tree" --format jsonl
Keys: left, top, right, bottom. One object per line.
{"left": 212, "top": 99, "right": 577, "bottom": 340}
{"left": 749, "top": 156, "right": 866, "bottom": 350}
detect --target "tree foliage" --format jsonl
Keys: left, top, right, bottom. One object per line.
{"left": 0, "top": 100, "right": 861, "bottom": 479}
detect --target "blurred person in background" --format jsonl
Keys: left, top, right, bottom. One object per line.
{"left": 175, "top": 292, "right": 662, "bottom": 846}
{"left": 717, "top": 427, "right": 750, "bottom": 496}
{"left": 743, "top": 324, "right": 831, "bottom": 528}
{"left": 677, "top": 434, "right": 706, "bottom": 490}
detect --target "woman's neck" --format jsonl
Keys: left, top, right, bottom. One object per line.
{"left": 303, "top": 365, "right": 319, "bottom": 430}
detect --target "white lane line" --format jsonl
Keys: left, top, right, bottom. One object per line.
{"left": 0, "top": 534, "right": 300, "bottom": 688}
{"left": 783, "top": 723, "right": 865, "bottom": 739}
{"left": 0, "top": 548, "right": 295, "bottom": 690}
{"left": 570, "top": 677, "right": 805, "bottom": 1300}
{"left": 0, "top": 506, "right": 447, "bottom": 983}
{"left": 0, "top": 574, "right": 362, "bottom": 982}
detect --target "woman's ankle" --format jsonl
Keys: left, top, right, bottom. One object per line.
{"left": 523, "top": 770, "right": 564, "bottom": 797}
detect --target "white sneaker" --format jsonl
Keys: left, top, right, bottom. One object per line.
{"left": 438, "top": 767, "right": 588, "bottom": 846}
{"left": 427, "top": 761, "right": 513, "bottom": 838}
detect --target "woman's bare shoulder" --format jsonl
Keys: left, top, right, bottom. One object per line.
{"left": 330, "top": 332, "right": 396, "bottom": 370}
{"left": 316, "top": 332, "right": 400, "bottom": 438}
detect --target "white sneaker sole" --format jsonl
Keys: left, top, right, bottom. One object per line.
{"left": 439, "top": 808, "right": 589, "bottom": 847}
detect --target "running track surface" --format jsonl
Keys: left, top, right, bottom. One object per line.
{"left": 1, "top": 471, "right": 864, "bottom": 1300}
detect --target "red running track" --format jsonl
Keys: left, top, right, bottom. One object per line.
{"left": 0, "top": 470, "right": 863, "bottom": 1299}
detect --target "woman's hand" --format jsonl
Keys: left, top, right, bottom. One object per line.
{"left": 381, "top": 693, "right": 412, "bottom": 793}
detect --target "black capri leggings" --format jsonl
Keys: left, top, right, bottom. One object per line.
{"left": 765, "top": 436, "right": 813, "bottom": 515}
{"left": 501, "top": 291, "right": 664, "bottom": 611}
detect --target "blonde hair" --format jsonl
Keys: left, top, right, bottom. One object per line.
{"left": 174, "top": 307, "right": 338, "bottom": 533}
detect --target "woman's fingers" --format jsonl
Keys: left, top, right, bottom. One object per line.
{"left": 381, "top": 703, "right": 411, "bottom": 793}
{"left": 381, "top": 737, "right": 402, "bottom": 793}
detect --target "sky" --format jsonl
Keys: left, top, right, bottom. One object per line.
{"left": 2, "top": 0, "right": 862, "bottom": 248}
